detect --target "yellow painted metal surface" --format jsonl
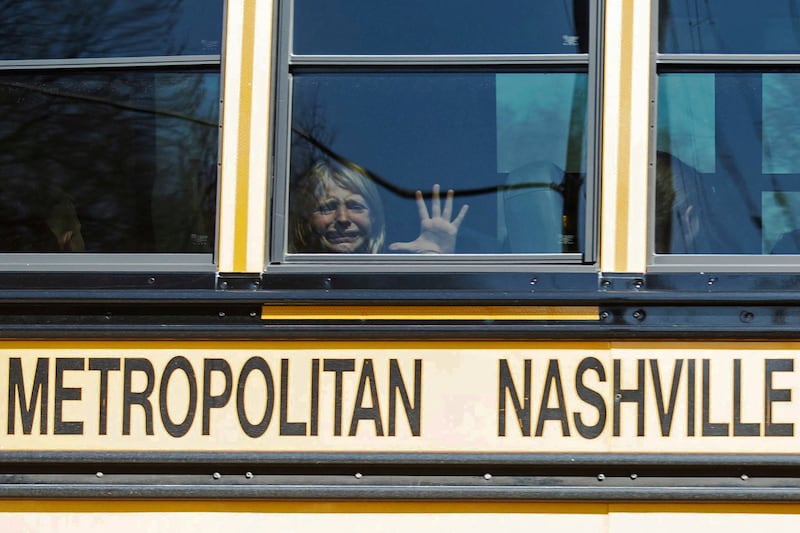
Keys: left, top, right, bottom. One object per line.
{"left": 1, "top": 502, "right": 800, "bottom": 532}
{"left": 218, "top": 0, "right": 272, "bottom": 273}
{"left": 261, "top": 305, "right": 600, "bottom": 321}
{"left": 600, "top": 0, "right": 652, "bottom": 273}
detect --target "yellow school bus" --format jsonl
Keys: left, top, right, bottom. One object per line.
{"left": 4, "top": 0, "right": 800, "bottom": 531}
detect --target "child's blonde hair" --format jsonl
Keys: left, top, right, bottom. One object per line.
{"left": 288, "top": 159, "right": 385, "bottom": 253}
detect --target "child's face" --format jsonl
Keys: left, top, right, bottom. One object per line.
{"left": 311, "top": 183, "right": 372, "bottom": 252}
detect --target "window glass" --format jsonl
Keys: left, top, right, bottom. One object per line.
{"left": 0, "top": 70, "right": 219, "bottom": 253}
{"left": 763, "top": 74, "right": 800, "bottom": 173}
{"left": 655, "top": 70, "right": 800, "bottom": 255}
{"left": 660, "top": 0, "right": 800, "bottom": 54}
{"left": 293, "top": 0, "right": 589, "bottom": 55}
{"left": 655, "top": 1, "right": 800, "bottom": 261}
{"left": 1, "top": 0, "right": 223, "bottom": 60}
{"left": 287, "top": 72, "right": 587, "bottom": 255}
{"left": 279, "top": 0, "right": 598, "bottom": 264}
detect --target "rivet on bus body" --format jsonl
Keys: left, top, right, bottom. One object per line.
{"left": 630, "top": 473, "right": 638, "bottom": 480}
{"left": 96, "top": 472, "right": 103, "bottom": 478}
{"left": 483, "top": 473, "right": 492, "bottom": 480}
{"left": 245, "top": 472, "right": 254, "bottom": 480}
{"left": 354, "top": 472, "right": 363, "bottom": 479}
{"left": 741, "top": 474, "right": 749, "bottom": 481}
{"left": 597, "top": 474, "right": 605, "bottom": 481}
{"left": 213, "top": 472, "right": 221, "bottom": 480}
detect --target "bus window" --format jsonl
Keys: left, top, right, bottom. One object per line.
{"left": 0, "top": 1, "right": 223, "bottom": 264}
{"left": 653, "top": 0, "right": 800, "bottom": 264}
{"left": 1, "top": 0, "right": 221, "bottom": 60}
{"left": 659, "top": 0, "right": 800, "bottom": 55}
{"left": 271, "top": 0, "right": 599, "bottom": 264}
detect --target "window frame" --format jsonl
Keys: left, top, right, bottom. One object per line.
{"left": 268, "top": 0, "right": 604, "bottom": 273}
{"left": 0, "top": 3, "right": 225, "bottom": 272}
{"left": 649, "top": 0, "right": 800, "bottom": 272}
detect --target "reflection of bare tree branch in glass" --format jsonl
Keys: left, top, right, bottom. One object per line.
{"left": 0, "top": 1, "right": 221, "bottom": 253}
{"left": 1, "top": 72, "right": 219, "bottom": 253}
{"left": 0, "top": 81, "right": 217, "bottom": 127}
{"left": 291, "top": 86, "right": 335, "bottom": 181}
{"left": 292, "top": 127, "right": 568, "bottom": 201}
{"left": 1, "top": 0, "right": 191, "bottom": 59}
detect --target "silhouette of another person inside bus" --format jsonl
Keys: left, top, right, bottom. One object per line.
{"left": 288, "top": 159, "right": 468, "bottom": 254}
{"left": 654, "top": 151, "right": 705, "bottom": 254}
{"left": 0, "top": 182, "right": 85, "bottom": 252}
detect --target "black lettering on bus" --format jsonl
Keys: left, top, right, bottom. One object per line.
{"left": 765, "top": 359, "right": 793, "bottom": 437}
{"left": 613, "top": 359, "right": 645, "bottom": 437}
{"left": 89, "top": 358, "right": 121, "bottom": 436}
{"left": 574, "top": 357, "right": 607, "bottom": 440}
{"left": 535, "top": 359, "right": 569, "bottom": 437}
{"left": 202, "top": 358, "right": 232, "bottom": 436}
{"left": 123, "top": 358, "right": 155, "bottom": 436}
{"left": 236, "top": 357, "right": 275, "bottom": 438}
{"left": 323, "top": 359, "right": 355, "bottom": 437}
{"left": 349, "top": 359, "right": 383, "bottom": 436}
{"left": 310, "top": 358, "right": 320, "bottom": 436}
{"left": 733, "top": 359, "right": 760, "bottom": 436}
{"left": 702, "top": 359, "right": 729, "bottom": 436}
{"left": 54, "top": 357, "right": 84, "bottom": 435}
{"left": 280, "top": 358, "right": 307, "bottom": 436}
{"left": 650, "top": 359, "right": 683, "bottom": 437}
{"left": 159, "top": 356, "right": 197, "bottom": 438}
{"left": 388, "top": 358, "right": 422, "bottom": 437}
{"left": 7, "top": 357, "right": 49, "bottom": 435}
{"left": 498, "top": 359, "right": 531, "bottom": 437}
